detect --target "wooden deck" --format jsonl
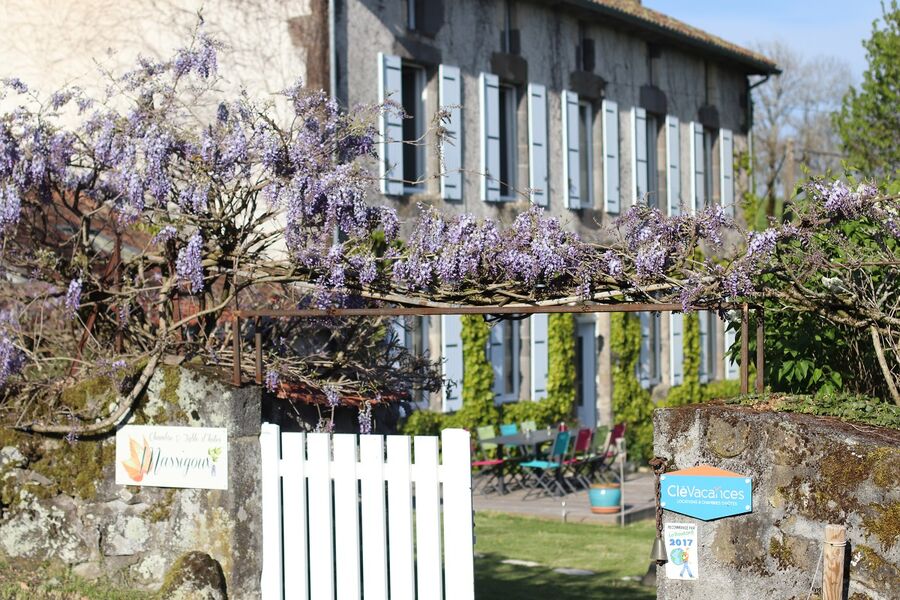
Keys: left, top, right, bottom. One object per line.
{"left": 472, "top": 472, "right": 656, "bottom": 525}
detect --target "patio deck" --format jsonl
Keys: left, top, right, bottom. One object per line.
{"left": 472, "top": 472, "right": 656, "bottom": 525}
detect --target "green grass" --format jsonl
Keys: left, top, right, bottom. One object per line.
{"left": 474, "top": 512, "right": 656, "bottom": 600}
{"left": 0, "top": 557, "right": 151, "bottom": 600}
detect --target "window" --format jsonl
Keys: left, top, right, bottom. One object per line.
{"left": 407, "top": 0, "right": 416, "bottom": 30}
{"left": 648, "top": 312, "right": 661, "bottom": 382}
{"left": 490, "top": 320, "right": 520, "bottom": 402}
{"left": 498, "top": 84, "right": 518, "bottom": 198}
{"left": 702, "top": 127, "right": 716, "bottom": 207}
{"left": 646, "top": 114, "right": 660, "bottom": 208}
{"left": 578, "top": 101, "right": 593, "bottom": 206}
{"left": 401, "top": 64, "right": 426, "bottom": 192}
{"left": 699, "top": 311, "right": 717, "bottom": 382}
{"left": 639, "top": 312, "right": 661, "bottom": 388}
{"left": 574, "top": 333, "right": 585, "bottom": 407}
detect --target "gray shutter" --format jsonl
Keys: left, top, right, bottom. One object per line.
{"left": 562, "top": 90, "right": 581, "bottom": 209}
{"left": 670, "top": 313, "right": 684, "bottom": 386}
{"left": 530, "top": 314, "right": 548, "bottom": 400}
{"left": 602, "top": 99, "right": 620, "bottom": 214}
{"left": 527, "top": 83, "right": 549, "bottom": 206}
{"left": 480, "top": 72, "right": 501, "bottom": 201}
{"left": 638, "top": 312, "right": 651, "bottom": 389}
{"left": 439, "top": 64, "right": 463, "bottom": 201}
{"left": 666, "top": 115, "right": 681, "bottom": 216}
{"left": 691, "top": 122, "right": 705, "bottom": 212}
{"left": 720, "top": 128, "right": 734, "bottom": 216}
{"left": 724, "top": 325, "right": 739, "bottom": 380}
{"left": 378, "top": 53, "right": 404, "bottom": 195}
{"left": 698, "top": 311, "right": 710, "bottom": 384}
{"left": 441, "top": 315, "right": 463, "bottom": 412}
{"left": 633, "top": 107, "right": 648, "bottom": 202}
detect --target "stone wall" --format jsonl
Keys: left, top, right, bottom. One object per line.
{"left": 0, "top": 365, "right": 263, "bottom": 598}
{"left": 654, "top": 405, "right": 900, "bottom": 600}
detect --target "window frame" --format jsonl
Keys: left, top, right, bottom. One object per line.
{"left": 497, "top": 83, "right": 518, "bottom": 200}
{"left": 577, "top": 100, "right": 594, "bottom": 208}
{"left": 648, "top": 311, "right": 662, "bottom": 385}
{"left": 490, "top": 320, "right": 521, "bottom": 403}
{"left": 400, "top": 62, "right": 427, "bottom": 194}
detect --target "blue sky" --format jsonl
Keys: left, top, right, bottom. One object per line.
{"left": 645, "top": 0, "right": 885, "bottom": 80}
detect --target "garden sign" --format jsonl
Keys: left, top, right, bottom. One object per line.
{"left": 660, "top": 465, "right": 752, "bottom": 521}
{"left": 115, "top": 425, "right": 228, "bottom": 490}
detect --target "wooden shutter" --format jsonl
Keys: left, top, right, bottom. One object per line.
{"left": 724, "top": 325, "right": 739, "bottom": 380}
{"left": 638, "top": 312, "right": 651, "bottom": 389}
{"left": 480, "top": 73, "right": 501, "bottom": 201}
{"left": 439, "top": 65, "right": 463, "bottom": 201}
{"left": 562, "top": 90, "right": 581, "bottom": 209}
{"left": 602, "top": 100, "right": 620, "bottom": 214}
{"left": 691, "top": 122, "right": 705, "bottom": 212}
{"left": 698, "top": 311, "right": 710, "bottom": 384}
{"left": 530, "top": 314, "right": 548, "bottom": 400}
{"left": 633, "top": 107, "right": 648, "bottom": 203}
{"left": 666, "top": 116, "right": 681, "bottom": 216}
{"left": 378, "top": 53, "right": 404, "bottom": 195}
{"left": 720, "top": 128, "right": 734, "bottom": 216}
{"left": 670, "top": 312, "right": 684, "bottom": 386}
{"left": 441, "top": 315, "right": 463, "bottom": 412}
{"left": 527, "top": 83, "right": 549, "bottom": 206}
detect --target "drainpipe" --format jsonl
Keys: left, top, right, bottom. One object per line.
{"left": 328, "top": 0, "right": 337, "bottom": 100}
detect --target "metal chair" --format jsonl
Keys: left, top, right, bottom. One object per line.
{"left": 471, "top": 426, "right": 505, "bottom": 494}
{"left": 520, "top": 430, "right": 571, "bottom": 498}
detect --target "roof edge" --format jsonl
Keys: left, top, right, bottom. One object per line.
{"left": 560, "top": 0, "right": 781, "bottom": 76}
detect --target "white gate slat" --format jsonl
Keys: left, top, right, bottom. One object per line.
{"left": 441, "top": 429, "right": 475, "bottom": 600}
{"left": 260, "top": 423, "right": 284, "bottom": 600}
{"left": 306, "top": 433, "right": 335, "bottom": 600}
{"left": 281, "top": 432, "right": 309, "bottom": 600}
{"left": 386, "top": 436, "right": 415, "bottom": 600}
{"left": 360, "top": 435, "right": 389, "bottom": 600}
{"left": 332, "top": 434, "right": 361, "bottom": 600}
{"left": 413, "top": 436, "right": 443, "bottom": 600}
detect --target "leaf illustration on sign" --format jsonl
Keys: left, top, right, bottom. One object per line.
{"left": 120, "top": 437, "right": 153, "bottom": 482}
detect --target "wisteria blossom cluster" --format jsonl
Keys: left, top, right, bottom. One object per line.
{"left": 2, "top": 27, "right": 899, "bottom": 431}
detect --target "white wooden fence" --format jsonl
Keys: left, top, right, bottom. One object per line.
{"left": 259, "top": 423, "right": 475, "bottom": 600}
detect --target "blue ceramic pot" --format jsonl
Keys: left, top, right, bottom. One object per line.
{"left": 588, "top": 483, "right": 621, "bottom": 514}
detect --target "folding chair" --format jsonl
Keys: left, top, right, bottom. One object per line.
{"left": 520, "top": 420, "right": 537, "bottom": 433}
{"left": 562, "top": 428, "right": 594, "bottom": 491}
{"left": 471, "top": 426, "right": 505, "bottom": 494}
{"left": 499, "top": 423, "right": 519, "bottom": 436}
{"left": 520, "top": 430, "right": 571, "bottom": 498}
{"left": 584, "top": 423, "right": 625, "bottom": 484}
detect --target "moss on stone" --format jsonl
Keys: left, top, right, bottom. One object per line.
{"left": 58, "top": 375, "right": 116, "bottom": 413}
{"left": 855, "top": 544, "right": 899, "bottom": 595}
{"left": 862, "top": 501, "right": 900, "bottom": 550}
{"left": 132, "top": 366, "right": 188, "bottom": 425}
{"left": 29, "top": 437, "right": 116, "bottom": 501}
{"left": 768, "top": 535, "right": 796, "bottom": 570}
{"left": 157, "top": 551, "right": 226, "bottom": 599}
{"left": 145, "top": 488, "right": 176, "bottom": 523}
{"left": 868, "top": 447, "right": 900, "bottom": 488}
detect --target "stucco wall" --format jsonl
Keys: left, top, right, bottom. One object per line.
{"left": 654, "top": 405, "right": 900, "bottom": 600}
{"left": 0, "top": 366, "right": 264, "bottom": 597}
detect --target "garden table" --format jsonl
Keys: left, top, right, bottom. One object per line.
{"left": 481, "top": 429, "right": 558, "bottom": 494}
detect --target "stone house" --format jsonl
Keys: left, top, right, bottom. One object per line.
{"left": 0, "top": 0, "right": 778, "bottom": 427}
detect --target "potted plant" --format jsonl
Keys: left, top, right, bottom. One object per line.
{"left": 587, "top": 482, "right": 621, "bottom": 514}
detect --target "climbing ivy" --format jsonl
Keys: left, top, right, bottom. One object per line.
{"left": 503, "top": 313, "right": 577, "bottom": 426}
{"left": 448, "top": 315, "right": 498, "bottom": 431}
{"left": 611, "top": 312, "right": 654, "bottom": 463}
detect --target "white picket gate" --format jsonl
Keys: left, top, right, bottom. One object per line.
{"left": 259, "top": 423, "right": 475, "bottom": 600}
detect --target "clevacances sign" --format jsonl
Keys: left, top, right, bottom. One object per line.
{"left": 660, "top": 465, "right": 751, "bottom": 521}
{"left": 115, "top": 425, "right": 228, "bottom": 490}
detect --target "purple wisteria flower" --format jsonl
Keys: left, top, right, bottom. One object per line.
{"left": 0, "top": 335, "right": 23, "bottom": 388}
{"left": 65, "top": 277, "right": 83, "bottom": 318}
{"left": 151, "top": 225, "right": 178, "bottom": 245}
{"left": 264, "top": 369, "right": 280, "bottom": 392}
{"left": 358, "top": 401, "right": 373, "bottom": 434}
{"left": 324, "top": 385, "right": 340, "bottom": 407}
{"left": 0, "top": 184, "right": 21, "bottom": 234}
{"left": 175, "top": 232, "right": 204, "bottom": 294}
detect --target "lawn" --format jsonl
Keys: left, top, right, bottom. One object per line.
{"left": 474, "top": 511, "right": 656, "bottom": 600}
{"left": 0, "top": 557, "right": 150, "bottom": 600}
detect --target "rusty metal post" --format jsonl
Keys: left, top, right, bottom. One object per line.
{"left": 756, "top": 308, "right": 765, "bottom": 394}
{"left": 254, "top": 317, "right": 263, "bottom": 385}
{"left": 232, "top": 315, "right": 242, "bottom": 386}
{"left": 740, "top": 303, "right": 750, "bottom": 394}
